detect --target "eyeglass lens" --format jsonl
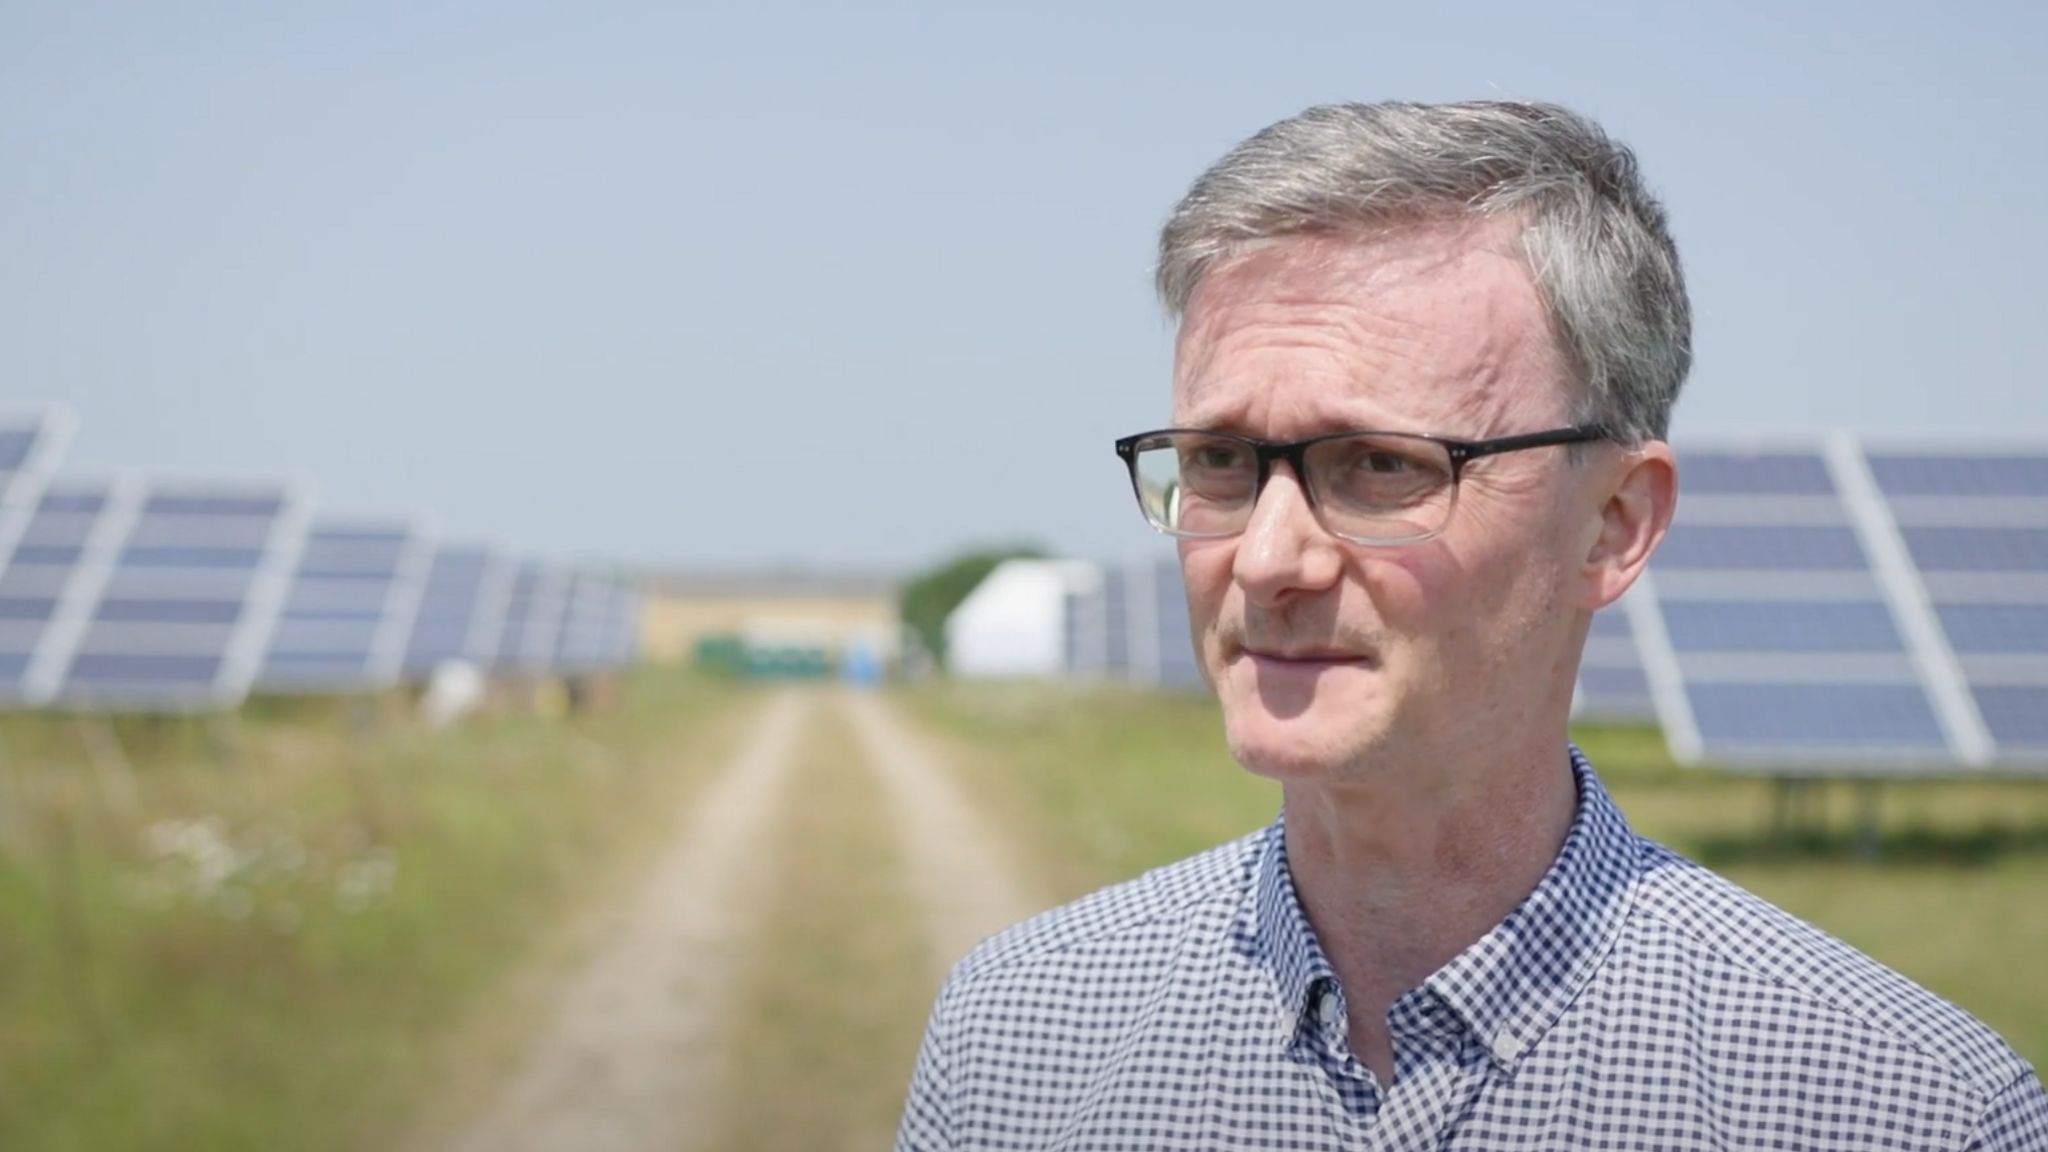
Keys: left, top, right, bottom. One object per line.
{"left": 1128, "top": 432, "right": 1458, "bottom": 543}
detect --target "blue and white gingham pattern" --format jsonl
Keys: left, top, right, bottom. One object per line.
{"left": 896, "top": 749, "right": 2048, "bottom": 1150}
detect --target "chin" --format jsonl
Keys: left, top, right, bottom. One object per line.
{"left": 1217, "top": 684, "right": 1390, "bottom": 783}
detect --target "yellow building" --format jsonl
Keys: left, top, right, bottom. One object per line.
{"left": 636, "top": 568, "right": 901, "bottom": 666}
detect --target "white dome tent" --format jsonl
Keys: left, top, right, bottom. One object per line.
{"left": 946, "top": 559, "right": 1101, "bottom": 679}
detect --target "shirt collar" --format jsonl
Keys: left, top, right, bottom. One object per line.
{"left": 1239, "top": 745, "right": 1642, "bottom": 1065}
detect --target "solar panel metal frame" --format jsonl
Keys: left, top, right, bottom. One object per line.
{"left": 1572, "top": 588, "right": 1658, "bottom": 724}
{"left": 1624, "top": 436, "right": 1968, "bottom": 772}
{"left": 399, "top": 542, "right": 517, "bottom": 680}
{"left": 0, "top": 405, "right": 78, "bottom": 576}
{"left": 495, "top": 560, "right": 574, "bottom": 676}
{"left": 1, "top": 475, "right": 138, "bottom": 707}
{"left": 551, "top": 570, "right": 626, "bottom": 674}
{"left": 1620, "top": 434, "right": 2048, "bottom": 776}
{"left": 254, "top": 514, "right": 437, "bottom": 694}
{"left": 41, "top": 475, "right": 314, "bottom": 713}
{"left": 1862, "top": 438, "right": 2048, "bottom": 770}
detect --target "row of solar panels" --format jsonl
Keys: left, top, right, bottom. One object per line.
{"left": 1063, "top": 557, "right": 1205, "bottom": 690}
{"left": 0, "top": 407, "right": 639, "bottom": 713}
{"left": 1573, "top": 439, "right": 2046, "bottom": 770}
{"left": 1064, "top": 438, "right": 2048, "bottom": 773}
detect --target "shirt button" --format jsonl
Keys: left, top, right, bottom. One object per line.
{"left": 1492, "top": 1031, "right": 1526, "bottom": 1062}
{"left": 1317, "top": 989, "right": 1342, "bottom": 1029}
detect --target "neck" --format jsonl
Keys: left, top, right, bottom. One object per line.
{"left": 1281, "top": 739, "right": 1579, "bottom": 1081}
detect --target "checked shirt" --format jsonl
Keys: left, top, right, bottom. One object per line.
{"left": 895, "top": 749, "right": 2048, "bottom": 1150}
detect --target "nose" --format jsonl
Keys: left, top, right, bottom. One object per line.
{"left": 1231, "top": 461, "right": 1343, "bottom": 606}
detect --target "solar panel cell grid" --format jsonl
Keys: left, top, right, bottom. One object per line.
{"left": 10, "top": 546, "right": 84, "bottom": 567}
{"left": 1655, "top": 524, "right": 1870, "bottom": 571}
{"left": 256, "top": 518, "right": 431, "bottom": 693}
{"left": 1973, "top": 685, "right": 2048, "bottom": 747}
{"left": 400, "top": 546, "right": 511, "bottom": 676}
{"left": 1152, "top": 559, "right": 1204, "bottom": 689}
{"left": 1660, "top": 601, "right": 1905, "bottom": 653}
{"left": 1687, "top": 682, "right": 1947, "bottom": 749}
{"left": 1676, "top": 452, "right": 1836, "bottom": 495}
{"left": 43, "top": 480, "right": 306, "bottom": 710}
{"left": 95, "top": 599, "right": 244, "bottom": 624}
{"left": 1900, "top": 527, "right": 2048, "bottom": 572}
{"left": 1867, "top": 454, "right": 2048, "bottom": 498}
{"left": 36, "top": 492, "right": 105, "bottom": 515}
{"left": 142, "top": 495, "right": 284, "bottom": 517}
{"left": 1578, "top": 665, "right": 1652, "bottom": 698}
{"left": 1588, "top": 610, "right": 1634, "bottom": 640}
{"left": 119, "top": 547, "right": 270, "bottom": 569}
{"left": 0, "top": 431, "right": 34, "bottom": 471}
{"left": 67, "top": 653, "right": 224, "bottom": 684}
{"left": 1934, "top": 604, "right": 2048, "bottom": 654}
{"left": 0, "top": 598, "right": 58, "bottom": 622}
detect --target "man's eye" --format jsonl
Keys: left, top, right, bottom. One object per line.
{"left": 1184, "top": 444, "right": 1247, "bottom": 470}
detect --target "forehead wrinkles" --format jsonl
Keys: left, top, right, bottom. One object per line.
{"left": 1172, "top": 225, "right": 1568, "bottom": 430}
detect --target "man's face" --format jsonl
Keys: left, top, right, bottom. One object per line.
{"left": 1173, "top": 222, "right": 1600, "bottom": 786}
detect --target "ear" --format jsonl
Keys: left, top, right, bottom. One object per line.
{"left": 1580, "top": 441, "right": 1676, "bottom": 612}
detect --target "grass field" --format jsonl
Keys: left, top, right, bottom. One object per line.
{"left": 4, "top": 673, "right": 2041, "bottom": 1151}
{"left": 0, "top": 671, "right": 747, "bottom": 1152}
{"left": 903, "top": 680, "right": 2048, "bottom": 1070}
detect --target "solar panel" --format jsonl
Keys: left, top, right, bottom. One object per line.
{"left": 254, "top": 516, "right": 434, "bottom": 693}
{"left": 598, "top": 576, "right": 640, "bottom": 668}
{"left": 1099, "top": 567, "right": 1130, "bottom": 677}
{"left": 551, "top": 571, "right": 632, "bottom": 674}
{"left": 1062, "top": 582, "right": 1100, "bottom": 676}
{"left": 1897, "top": 526, "right": 2048, "bottom": 572}
{"left": 400, "top": 544, "right": 514, "bottom": 678}
{"left": 0, "top": 479, "right": 140, "bottom": 706}
{"left": 1866, "top": 445, "right": 2048, "bottom": 763}
{"left": 43, "top": 479, "right": 311, "bottom": 711}
{"left": 494, "top": 561, "right": 572, "bottom": 675}
{"left": 1679, "top": 450, "right": 1836, "bottom": 496}
{"left": 1628, "top": 443, "right": 1965, "bottom": 767}
{"left": 1573, "top": 598, "right": 1656, "bottom": 723}
{"left": 0, "top": 407, "right": 78, "bottom": 586}
{"left": 1868, "top": 453, "right": 2048, "bottom": 498}
{"left": 1066, "top": 558, "right": 1203, "bottom": 689}
{"left": 1147, "top": 557, "right": 1205, "bottom": 689}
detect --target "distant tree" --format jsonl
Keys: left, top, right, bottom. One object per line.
{"left": 899, "top": 544, "right": 1047, "bottom": 670}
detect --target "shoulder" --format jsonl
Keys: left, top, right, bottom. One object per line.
{"left": 940, "top": 826, "right": 1263, "bottom": 996}
{"left": 1626, "top": 836, "right": 2034, "bottom": 1104}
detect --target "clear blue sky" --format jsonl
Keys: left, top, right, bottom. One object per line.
{"left": 5, "top": 1, "right": 2044, "bottom": 572}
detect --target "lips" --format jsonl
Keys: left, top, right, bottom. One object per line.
{"left": 1242, "top": 647, "right": 1372, "bottom": 665}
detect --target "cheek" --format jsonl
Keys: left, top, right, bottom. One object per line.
{"left": 1178, "top": 539, "right": 1234, "bottom": 621}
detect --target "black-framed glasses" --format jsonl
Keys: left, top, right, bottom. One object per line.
{"left": 1113, "top": 425, "right": 1608, "bottom": 546}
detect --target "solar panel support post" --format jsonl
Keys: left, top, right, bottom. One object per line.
{"left": 1768, "top": 776, "right": 1828, "bottom": 844}
{"left": 1623, "top": 569, "right": 1703, "bottom": 764}
{"left": 1853, "top": 778, "right": 1883, "bottom": 860}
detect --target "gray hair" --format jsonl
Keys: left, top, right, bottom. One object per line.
{"left": 1157, "top": 101, "right": 1690, "bottom": 444}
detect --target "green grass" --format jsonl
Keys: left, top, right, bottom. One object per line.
{"left": 0, "top": 668, "right": 749, "bottom": 1152}
{"left": 902, "top": 682, "right": 2048, "bottom": 1070}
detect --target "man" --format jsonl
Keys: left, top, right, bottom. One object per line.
{"left": 896, "top": 101, "right": 2047, "bottom": 1150}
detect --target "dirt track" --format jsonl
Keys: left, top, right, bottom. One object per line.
{"left": 439, "top": 687, "right": 1037, "bottom": 1151}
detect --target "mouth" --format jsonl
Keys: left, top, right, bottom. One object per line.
{"left": 1240, "top": 647, "right": 1373, "bottom": 669}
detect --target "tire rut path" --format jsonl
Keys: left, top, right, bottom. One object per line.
{"left": 838, "top": 689, "right": 1041, "bottom": 972}
{"left": 444, "top": 689, "right": 809, "bottom": 1152}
